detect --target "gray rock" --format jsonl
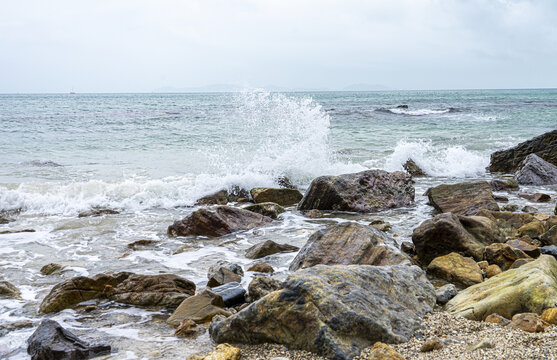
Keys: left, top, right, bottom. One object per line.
{"left": 245, "top": 240, "right": 299, "bottom": 259}
{"left": 541, "top": 245, "right": 557, "bottom": 260}
{"left": 515, "top": 154, "right": 557, "bottom": 185}
{"left": 248, "top": 275, "right": 281, "bottom": 301}
{"left": 436, "top": 284, "right": 458, "bottom": 305}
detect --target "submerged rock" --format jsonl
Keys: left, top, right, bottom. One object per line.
{"left": 210, "top": 264, "right": 435, "bottom": 359}
{"left": 515, "top": 154, "right": 557, "bottom": 185}
{"left": 0, "top": 280, "right": 22, "bottom": 299}
{"left": 427, "top": 252, "right": 483, "bottom": 288}
{"left": 403, "top": 159, "right": 427, "bottom": 177}
{"left": 289, "top": 222, "right": 408, "bottom": 271}
{"left": 40, "top": 263, "right": 65, "bottom": 275}
{"left": 27, "top": 319, "right": 111, "bottom": 360}
{"left": 298, "top": 170, "right": 414, "bottom": 213}
{"left": 487, "top": 129, "right": 557, "bottom": 173}
{"left": 245, "top": 240, "right": 299, "bottom": 259}
{"left": 250, "top": 188, "right": 303, "bottom": 206}
{"left": 242, "top": 202, "right": 285, "bottom": 219}
{"left": 77, "top": 207, "right": 119, "bottom": 218}
{"left": 168, "top": 206, "right": 272, "bottom": 237}
{"left": 426, "top": 181, "right": 499, "bottom": 215}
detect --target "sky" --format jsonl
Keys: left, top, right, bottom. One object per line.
{"left": 1, "top": 0, "right": 556, "bottom": 93}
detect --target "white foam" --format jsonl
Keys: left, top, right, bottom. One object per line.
{"left": 388, "top": 108, "right": 451, "bottom": 116}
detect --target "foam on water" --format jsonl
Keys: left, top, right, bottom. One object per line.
{"left": 387, "top": 108, "right": 452, "bottom": 116}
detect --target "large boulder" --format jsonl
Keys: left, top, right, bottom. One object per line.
{"left": 487, "top": 130, "right": 557, "bottom": 173}
{"left": 289, "top": 222, "right": 409, "bottom": 271}
{"left": 27, "top": 319, "right": 111, "bottom": 360}
{"left": 515, "top": 154, "right": 557, "bottom": 185}
{"left": 210, "top": 264, "right": 435, "bottom": 360}
{"left": 168, "top": 206, "right": 272, "bottom": 237}
{"left": 298, "top": 170, "right": 414, "bottom": 213}
{"left": 412, "top": 213, "right": 505, "bottom": 265}
{"left": 426, "top": 252, "right": 483, "bottom": 288}
{"left": 39, "top": 273, "right": 195, "bottom": 313}
{"left": 446, "top": 255, "right": 557, "bottom": 320}
{"left": 245, "top": 240, "right": 299, "bottom": 259}
{"left": 250, "top": 188, "right": 303, "bottom": 206}
{"left": 426, "top": 182, "right": 499, "bottom": 215}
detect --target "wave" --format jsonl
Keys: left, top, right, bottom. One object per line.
{"left": 376, "top": 107, "right": 458, "bottom": 116}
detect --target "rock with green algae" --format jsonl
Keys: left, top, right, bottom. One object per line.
{"left": 242, "top": 202, "right": 285, "bottom": 219}
{"left": 476, "top": 210, "right": 535, "bottom": 237}
{"left": 427, "top": 252, "right": 483, "bottom": 288}
{"left": 250, "top": 188, "right": 303, "bottom": 206}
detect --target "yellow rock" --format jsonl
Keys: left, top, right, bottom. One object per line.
{"left": 485, "top": 264, "right": 502, "bottom": 278}
{"left": 518, "top": 221, "right": 546, "bottom": 238}
{"left": 484, "top": 313, "right": 510, "bottom": 326}
{"left": 541, "top": 308, "right": 557, "bottom": 325}
{"left": 187, "top": 344, "right": 241, "bottom": 360}
{"left": 427, "top": 252, "right": 483, "bottom": 287}
{"left": 364, "top": 342, "right": 405, "bottom": 360}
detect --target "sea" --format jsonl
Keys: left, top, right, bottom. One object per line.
{"left": 0, "top": 89, "right": 556, "bottom": 359}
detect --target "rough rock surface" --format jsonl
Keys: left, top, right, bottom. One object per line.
{"left": 247, "top": 263, "right": 274, "bottom": 273}
{"left": 509, "top": 313, "right": 550, "bottom": 333}
{"left": 426, "top": 252, "right": 483, "bottom": 288}
{"left": 290, "top": 222, "right": 409, "bottom": 271}
{"left": 489, "top": 178, "right": 519, "bottom": 192}
{"left": 0, "top": 280, "right": 22, "bottom": 299}
{"left": 40, "top": 263, "right": 64, "bottom": 275}
{"left": 403, "top": 159, "right": 427, "bottom": 177}
{"left": 248, "top": 275, "right": 281, "bottom": 302}
{"left": 298, "top": 170, "right": 414, "bottom": 213}
{"left": 77, "top": 207, "right": 119, "bottom": 218}
{"left": 540, "top": 225, "right": 557, "bottom": 246}
{"left": 168, "top": 206, "right": 272, "bottom": 237}
{"left": 187, "top": 344, "right": 241, "bottom": 360}
{"left": 245, "top": 240, "right": 299, "bottom": 259}
{"left": 250, "top": 188, "right": 303, "bottom": 206}
{"left": 476, "top": 210, "right": 535, "bottom": 237}
{"left": 242, "top": 202, "right": 285, "bottom": 219}
{"left": 484, "top": 243, "right": 531, "bottom": 271}
{"left": 426, "top": 182, "right": 499, "bottom": 215}
{"left": 167, "top": 289, "right": 230, "bottom": 326}
{"left": 210, "top": 264, "right": 435, "bottom": 360}
{"left": 446, "top": 255, "right": 557, "bottom": 320}
{"left": 515, "top": 154, "right": 557, "bottom": 185}
{"left": 207, "top": 261, "right": 244, "bottom": 288}
{"left": 435, "top": 284, "right": 457, "bottom": 305}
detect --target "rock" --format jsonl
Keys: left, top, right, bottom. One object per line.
{"left": 540, "top": 225, "right": 557, "bottom": 246}
{"left": 40, "top": 263, "right": 64, "bottom": 275}
{"left": 303, "top": 209, "right": 324, "bottom": 218}
{"left": 27, "top": 319, "right": 111, "bottom": 360}
{"left": 467, "top": 340, "right": 494, "bottom": 352}
{"left": 242, "top": 202, "right": 285, "bottom": 219}
{"left": 210, "top": 282, "right": 246, "bottom": 307}
{"left": 0, "top": 229, "right": 35, "bottom": 234}
{"left": 477, "top": 260, "right": 489, "bottom": 271}
{"left": 493, "top": 195, "right": 508, "bottom": 202}
{"left": 248, "top": 275, "right": 281, "bottom": 302}
{"left": 518, "top": 220, "right": 546, "bottom": 238}
{"left": 196, "top": 190, "right": 230, "bottom": 205}
{"left": 0, "top": 280, "right": 21, "bottom": 299}
{"left": 210, "top": 264, "right": 435, "bottom": 359}
{"left": 485, "top": 264, "right": 502, "bottom": 278}
{"left": 509, "top": 313, "right": 549, "bottom": 333}
{"left": 290, "top": 222, "right": 408, "bottom": 271}
{"left": 369, "top": 219, "right": 392, "bottom": 232}
{"left": 175, "top": 319, "right": 205, "bottom": 337}
{"left": 446, "top": 255, "right": 557, "bottom": 320}
{"left": 245, "top": 240, "right": 299, "bottom": 259}
{"left": 400, "top": 241, "right": 415, "bottom": 255}
{"left": 510, "top": 258, "right": 535, "bottom": 269}
{"left": 168, "top": 206, "right": 272, "bottom": 237}
{"left": 247, "top": 263, "right": 274, "bottom": 273}
{"left": 484, "top": 243, "right": 530, "bottom": 271}
{"left": 518, "top": 192, "right": 552, "bottom": 202}
{"left": 427, "top": 253, "right": 483, "bottom": 288}
{"left": 488, "top": 130, "right": 557, "bottom": 173}
{"left": 541, "top": 308, "right": 557, "bottom": 325}
{"left": 522, "top": 205, "right": 539, "bottom": 214}
{"left": 489, "top": 178, "right": 519, "bottom": 192}
{"left": 207, "top": 268, "right": 242, "bottom": 288}
{"left": 250, "top": 188, "right": 303, "bottom": 206}
{"left": 420, "top": 337, "right": 443, "bottom": 352}
{"left": 506, "top": 239, "right": 540, "bottom": 258}
{"left": 276, "top": 176, "right": 297, "bottom": 189}
{"left": 476, "top": 210, "right": 535, "bottom": 237}
{"left": 403, "top": 159, "right": 427, "bottom": 177}
{"left": 207, "top": 261, "right": 243, "bottom": 282}
{"left": 126, "top": 239, "right": 158, "bottom": 250}
{"left": 515, "top": 154, "right": 557, "bottom": 185}
{"left": 187, "top": 344, "right": 241, "bottom": 360}
{"left": 502, "top": 204, "right": 519, "bottom": 212}
{"left": 436, "top": 284, "right": 458, "bottom": 305}
{"left": 78, "top": 207, "right": 119, "bottom": 217}
{"left": 364, "top": 342, "right": 405, "bottom": 360}
{"left": 541, "top": 245, "right": 557, "bottom": 259}
{"left": 39, "top": 272, "right": 195, "bottom": 313}
{"left": 297, "top": 170, "right": 414, "bottom": 213}
{"left": 412, "top": 213, "right": 505, "bottom": 265}
{"left": 426, "top": 182, "right": 499, "bottom": 215}
{"left": 484, "top": 313, "right": 510, "bottom": 326}
{"left": 167, "top": 289, "right": 230, "bottom": 326}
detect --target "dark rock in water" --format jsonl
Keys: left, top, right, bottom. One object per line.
{"left": 167, "top": 206, "right": 272, "bottom": 237}
{"left": 276, "top": 176, "right": 297, "bottom": 189}
{"left": 426, "top": 181, "right": 499, "bottom": 216}
{"left": 518, "top": 192, "right": 551, "bottom": 203}
{"left": 289, "top": 222, "right": 409, "bottom": 271}
{"left": 401, "top": 241, "right": 415, "bottom": 255}
{"left": 27, "top": 319, "right": 111, "bottom": 360}
{"left": 167, "top": 289, "right": 229, "bottom": 326}
{"left": 39, "top": 272, "right": 195, "bottom": 313}
{"left": 515, "top": 154, "right": 557, "bottom": 185}
{"left": 126, "top": 239, "right": 159, "bottom": 250}
{"left": 489, "top": 178, "right": 519, "bottom": 192}
{"left": 245, "top": 240, "right": 299, "bottom": 259}
{"left": 488, "top": 130, "right": 557, "bottom": 173}
{"left": 250, "top": 188, "right": 303, "bottom": 206}
{"left": 211, "top": 282, "right": 246, "bottom": 307}
{"left": 210, "top": 264, "right": 435, "bottom": 359}
{"left": 541, "top": 245, "right": 557, "bottom": 259}
{"left": 78, "top": 207, "right": 119, "bottom": 218}
{"left": 0, "top": 216, "right": 10, "bottom": 224}
{"left": 247, "top": 263, "right": 274, "bottom": 273}
{"left": 412, "top": 213, "right": 505, "bottom": 265}
{"left": 298, "top": 170, "right": 414, "bottom": 213}
{"left": 403, "top": 159, "right": 427, "bottom": 177}
{"left": 242, "top": 202, "right": 285, "bottom": 219}
{"left": 502, "top": 204, "right": 519, "bottom": 212}
{"left": 196, "top": 190, "right": 229, "bottom": 205}
{"left": 484, "top": 243, "right": 530, "bottom": 271}
{"left": 248, "top": 275, "right": 281, "bottom": 302}
{"left": 207, "top": 261, "right": 243, "bottom": 288}
{"left": 40, "top": 263, "right": 64, "bottom": 275}
{"left": 0, "top": 280, "right": 22, "bottom": 299}
{"left": 493, "top": 195, "right": 508, "bottom": 202}
{"left": 27, "top": 160, "right": 63, "bottom": 167}
{"left": 540, "top": 225, "right": 557, "bottom": 246}
{"left": 396, "top": 104, "right": 409, "bottom": 109}
{"left": 0, "top": 229, "right": 35, "bottom": 234}
{"left": 436, "top": 284, "right": 458, "bottom": 305}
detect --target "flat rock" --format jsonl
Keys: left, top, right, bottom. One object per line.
{"left": 298, "top": 170, "right": 414, "bottom": 213}
{"left": 242, "top": 202, "right": 285, "bottom": 219}
{"left": 515, "top": 154, "right": 557, "bottom": 185}
{"left": 509, "top": 313, "right": 549, "bottom": 333}
{"left": 426, "top": 182, "right": 499, "bottom": 215}
{"left": 427, "top": 252, "right": 483, "bottom": 288}
{"left": 506, "top": 239, "right": 540, "bottom": 258}
{"left": 250, "top": 188, "right": 303, "bottom": 206}
{"left": 245, "top": 240, "right": 299, "bottom": 259}
{"left": 207, "top": 261, "right": 244, "bottom": 288}
{"left": 489, "top": 178, "right": 519, "bottom": 192}
{"left": 78, "top": 207, "right": 119, "bottom": 218}
{"left": 167, "top": 289, "right": 230, "bottom": 326}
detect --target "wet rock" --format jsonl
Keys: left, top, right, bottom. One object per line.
{"left": 487, "top": 130, "right": 557, "bottom": 173}
{"left": 540, "top": 225, "right": 557, "bottom": 246}
{"left": 290, "top": 222, "right": 408, "bottom": 271}
{"left": 210, "top": 264, "right": 435, "bottom": 359}
{"left": 248, "top": 275, "right": 281, "bottom": 302}
{"left": 175, "top": 319, "right": 205, "bottom": 337}
{"left": 518, "top": 192, "right": 552, "bottom": 202}
{"left": 412, "top": 213, "right": 504, "bottom": 265}
{"left": 436, "top": 284, "right": 458, "bottom": 305}
{"left": 446, "top": 255, "right": 557, "bottom": 320}
{"left": 369, "top": 219, "right": 392, "bottom": 232}
{"left": 427, "top": 252, "right": 483, "bottom": 288}
{"left": 250, "top": 188, "right": 303, "bottom": 206}
{"left": 518, "top": 220, "right": 546, "bottom": 238}
{"left": 298, "top": 170, "right": 414, "bottom": 213}
{"left": 0, "top": 280, "right": 22, "bottom": 299}
{"left": 27, "top": 319, "right": 111, "bottom": 360}
{"left": 364, "top": 342, "right": 405, "bottom": 360}
{"left": 39, "top": 272, "right": 195, "bottom": 313}
{"left": 420, "top": 337, "right": 443, "bottom": 352}
{"left": 187, "top": 344, "right": 241, "bottom": 360}
{"left": 242, "top": 202, "right": 285, "bottom": 219}
{"left": 541, "top": 308, "right": 557, "bottom": 325}
{"left": 541, "top": 245, "right": 557, "bottom": 259}
{"left": 515, "top": 154, "right": 557, "bottom": 185}
{"left": 489, "top": 178, "right": 519, "bottom": 192}
{"left": 40, "top": 263, "right": 65, "bottom": 276}
{"left": 0, "top": 229, "right": 35, "bottom": 234}
{"left": 509, "top": 313, "right": 549, "bottom": 333}
{"left": 476, "top": 210, "right": 535, "bottom": 237}
{"left": 506, "top": 239, "right": 540, "bottom": 258}
{"left": 196, "top": 190, "right": 230, "bottom": 205}
{"left": 77, "top": 207, "right": 119, "bottom": 218}
{"left": 247, "top": 263, "right": 274, "bottom": 273}
{"left": 168, "top": 206, "right": 272, "bottom": 237}
{"left": 400, "top": 241, "right": 415, "bottom": 255}
{"left": 501, "top": 204, "right": 519, "bottom": 212}
{"left": 245, "top": 240, "right": 299, "bottom": 259}
{"left": 207, "top": 261, "right": 244, "bottom": 288}
{"left": 426, "top": 181, "right": 499, "bottom": 215}
{"left": 276, "top": 176, "right": 297, "bottom": 190}
{"left": 403, "top": 159, "right": 427, "bottom": 177}
{"left": 303, "top": 209, "right": 324, "bottom": 218}
{"left": 167, "top": 289, "right": 230, "bottom": 326}
{"left": 484, "top": 243, "right": 530, "bottom": 271}
{"left": 485, "top": 264, "right": 502, "bottom": 278}
{"left": 126, "top": 239, "right": 159, "bottom": 250}
{"left": 522, "top": 205, "right": 539, "bottom": 214}
{"left": 484, "top": 313, "right": 510, "bottom": 326}
{"left": 211, "top": 282, "right": 246, "bottom": 307}
{"left": 510, "top": 258, "right": 535, "bottom": 269}
{"left": 493, "top": 195, "right": 508, "bottom": 202}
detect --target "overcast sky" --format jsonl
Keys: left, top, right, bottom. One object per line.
{"left": 1, "top": 0, "right": 556, "bottom": 93}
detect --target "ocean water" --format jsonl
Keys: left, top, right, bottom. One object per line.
{"left": 0, "top": 89, "right": 556, "bottom": 358}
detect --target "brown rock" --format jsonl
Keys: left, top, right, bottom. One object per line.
{"left": 403, "top": 159, "right": 427, "bottom": 177}
{"left": 506, "top": 239, "right": 541, "bottom": 258}
{"left": 509, "top": 313, "right": 549, "bottom": 333}
{"left": 78, "top": 207, "right": 119, "bottom": 217}
{"left": 167, "top": 289, "right": 230, "bottom": 326}
{"left": 518, "top": 220, "right": 546, "bottom": 238}
{"left": 427, "top": 253, "right": 483, "bottom": 287}
{"left": 248, "top": 275, "right": 281, "bottom": 301}
{"left": 127, "top": 240, "right": 158, "bottom": 250}
{"left": 484, "top": 243, "right": 530, "bottom": 271}
{"left": 420, "top": 337, "right": 443, "bottom": 352}
{"left": 477, "top": 260, "right": 489, "bottom": 271}
{"left": 175, "top": 319, "right": 205, "bottom": 337}
{"left": 540, "top": 225, "right": 557, "bottom": 246}
{"left": 40, "top": 263, "right": 64, "bottom": 275}
{"left": 510, "top": 258, "right": 535, "bottom": 269}
{"left": 484, "top": 313, "right": 510, "bottom": 326}
{"left": 247, "top": 263, "right": 274, "bottom": 273}
{"left": 250, "top": 188, "right": 303, "bottom": 206}
{"left": 426, "top": 181, "right": 499, "bottom": 216}
{"left": 476, "top": 210, "right": 535, "bottom": 237}
{"left": 489, "top": 178, "right": 519, "bottom": 192}
{"left": 245, "top": 240, "right": 299, "bottom": 259}
{"left": 365, "top": 342, "right": 405, "bottom": 360}
{"left": 485, "top": 264, "right": 502, "bottom": 278}
{"left": 0, "top": 280, "right": 21, "bottom": 299}
{"left": 541, "top": 308, "right": 557, "bottom": 325}
{"left": 196, "top": 190, "right": 230, "bottom": 205}
{"left": 187, "top": 344, "right": 241, "bottom": 360}
{"left": 207, "top": 268, "right": 241, "bottom": 288}
{"left": 518, "top": 192, "right": 552, "bottom": 202}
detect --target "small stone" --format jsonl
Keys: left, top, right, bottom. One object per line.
{"left": 0, "top": 280, "right": 21, "bottom": 299}
{"left": 522, "top": 205, "right": 539, "bottom": 214}
{"left": 485, "top": 264, "right": 502, "bottom": 278}
{"left": 78, "top": 207, "right": 119, "bottom": 217}
{"left": 484, "top": 313, "right": 510, "bottom": 326}
{"left": 477, "top": 260, "right": 489, "bottom": 271}
{"left": 40, "top": 263, "right": 64, "bottom": 275}
{"left": 369, "top": 220, "right": 392, "bottom": 232}
{"left": 420, "top": 337, "right": 443, "bottom": 352}
{"left": 509, "top": 313, "right": 549, "bottom": 333}
{"left": 303, "top": 209, "right": 324, "bottom": 218}
{"left": 175, "top": 319, "right": 205, "bottom": 337}
{"left": 403, "top": 159, "right": 427, "bottom": 177}
{"left": 493, "top": 195, "right": 509, "bottom": 202}
{"left": 518, "top": 192, "right": 552, "bottom": 202}
{"left": 541, "top": 308, "right": 557, "bottom": 325}
{"left": 400, "top": 241, "right": 415, "bottom": 255}
{"left": 127, "top": 240, "right": 158, "bottom": 250}
{"left": 187, "top": 344, "right": 241, "bottom": 360}
{"left": 365, "top": 342, "right": 405, "bottom": 360}
{"left": 245, "top": 240, "right": 299, "bottom": 259}
{"left": 510, "top": 258, "right": 535, "bottom": 269}
{"left": 243, "top": 202, "right": 285, "bottom": 219}
{"left": 467, "top": 339, "right": 494, "bottom": 352}
{"left": 436, "top": 284, "right": 457, "bottom": 305}
{"left": 247, "top": 263, "right": 274, "bottom": 273}
{"left": 502, "top": 204, "right": 519, "bottom": 212}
